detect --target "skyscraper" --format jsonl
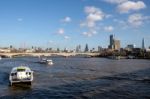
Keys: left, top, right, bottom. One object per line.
{"left": 108, "top": 34, "right": 120, "bottom": 50}
{"left": 109, "top": 34, "right": 114, "bottom": 49}
{"left": 76, "top": 45, "right": 81, "bottom": 53}
{"left": 84, "top": 44, "right": 89, "bottom": 52}
{"left": 142, "top": 38, "right": 145, "bottom": 49}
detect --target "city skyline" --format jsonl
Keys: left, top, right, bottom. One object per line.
{"left": 0, "top": 0, "right": 150, "bottom": 49}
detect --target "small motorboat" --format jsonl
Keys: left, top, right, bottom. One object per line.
{"left": 39, "top": 58, "right": 53, "bottom": 65}
{"left": 46, "top": 59, "right": 53, "bottom": 65}
{"left": 9, "top": 66, "right": 33, "bottom": 86}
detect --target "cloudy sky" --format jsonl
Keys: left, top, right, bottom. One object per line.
{"left": 0, "top": 0, "right": 149, "bottom": 49}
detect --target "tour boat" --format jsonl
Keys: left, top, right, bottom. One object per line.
{"left": 9, "top": 66, "right": 33, "bottom": 86}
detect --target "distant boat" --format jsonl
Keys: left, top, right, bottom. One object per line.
{"left": 9, "top": 66, "right": 33, "bottom": 86}
{"left": 108, "top": 55, "right": 121, "bottom": 60}
{"left": 127, "top": 55, "right": 135, "bottom": 59}
{"left": 46, "top": 59, "right": 53, "bottom": 65}
{"left": 39, "top": 58, "right": 53, "bottom": 65}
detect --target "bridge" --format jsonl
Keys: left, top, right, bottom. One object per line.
{"left": 0, "top": 52, "right": 100, "bottom": 58}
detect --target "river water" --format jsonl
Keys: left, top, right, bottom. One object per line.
{"left": 0, "top": 57, "right": 150, "bottom": 99}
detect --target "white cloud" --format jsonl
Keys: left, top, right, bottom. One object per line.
{"left": 112, "top": 14, "right": 150, "bottom": 29}
{"left": 64, "top": 36, "right": 70, "bottom": 39}
{"left": 85, "top": 6, "right": 104, "bottom": 15}
{"left": 81, "top": 6, "right": 107, "bottom": 37}
{"left": 57, "top": 28, "right": 64, "bottom": 35}
{"left": 87, "top": 13, "right": 103, "bottom": 22}
{"left": 85, "top": 6, "right": 105, "bottom": 24}
{"left": 56, "top": 29, "right": 71, "bottom": 39}
{"left": 17, "top": 18, "right": 23, "bottom": 22}
{"left": 82, "top": 30, "right": 97, "bottom": 37}
{"left": 105, "top": 0, "right": 146, "bottom": 14}
{"left": 82, "top": 32, "right": 92, "bottom": 37}
{"left": 104, "top": 26, "right": 114, "bottom": 32}
{"left": 80, "top": 21, "right": 96, "bottom": 28}
{"left": 84, "top": 6, "right": 105, "bottom": 28}
{"left": 117, "top": 1, "right": 146, "bottom": 13}
{"left": 104, "top": 0, "right": 128, "bottom": 4}
{"left": 61, "top": 17, "right": 71, "bottom": 23}
{"left": 128, "top": 13, "right": 145, "bottom": 27}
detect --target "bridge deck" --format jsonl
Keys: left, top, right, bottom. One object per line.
{"left": 0, "top": 53, "right": 100, "bottom": 57}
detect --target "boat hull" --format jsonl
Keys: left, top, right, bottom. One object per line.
{"left": 10, "top": 81, "right": 32, "bottom": 86}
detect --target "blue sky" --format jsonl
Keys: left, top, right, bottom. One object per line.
{"left": 0, "top": 0, "right": 150, "bottom": 50}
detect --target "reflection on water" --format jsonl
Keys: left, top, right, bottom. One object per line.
{"left": 0, "top": 57, "right": 150, "bottom": 98}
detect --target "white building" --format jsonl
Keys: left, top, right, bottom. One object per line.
{"left": 25, "top": 49, "right": 35, "bottom": 53}
{"left": 0, "top": 48, "right": 11, "bottom": 53}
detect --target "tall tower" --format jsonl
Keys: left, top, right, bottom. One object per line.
{"left": 110, "top": 35, "right": 113, "bottom": 46}
{"left": 84, "top": 44, "right": 89, "bottom": 52}
{"left": 142, "top": 38, "right": 145, "bottom": 49}
{"left": 109, "top": 34, "right": 114, "bottom": 49}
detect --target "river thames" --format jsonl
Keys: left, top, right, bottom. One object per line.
{"left": 0, "top": 57, "right": 150, "bottom": 99}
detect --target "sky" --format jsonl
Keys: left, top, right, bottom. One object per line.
{"left": 0, "top": 0, "right": 150, "bottom": 50}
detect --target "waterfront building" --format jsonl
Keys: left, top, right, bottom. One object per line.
{"left": 146, "top": 48, "right": 150, "bottom": 52}
{"left": 25, "top": 49, "right": 35, "bottom": 53}
{"left": 64, "top": 48, "right": 68, "bottom": 53}
{"left": 90, "top": 48, "right": 96, "bottom": 53}
{"left": 0, "top": 48, "right": 11, "bottom": 53}
{"left": 125, "top": 44, "right": 135, "bottom": 51}
{"left": 127, "top": 44, "right": 135, "bottom": 49}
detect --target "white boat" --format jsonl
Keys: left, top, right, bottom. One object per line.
{"left": 39, "top": 58, "right": 53, "bottom": 65}
{"left": 46, "top": 59, "right": 53, "bottom": 65}
{"left": 9, "top": 66, "right": 33, "bottom": 86}
{"left": 127, "top": 55, "right": 135, "bottom": 59}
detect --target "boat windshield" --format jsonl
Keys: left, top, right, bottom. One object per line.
{"left": 17, "top": 68, "right": 25, "bottom": 71}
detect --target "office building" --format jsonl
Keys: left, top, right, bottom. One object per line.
{"left": 114, "top": 40, "right": 120, "bottom": 50}
{"left": 108, "top": 34, "right": 120, "bottom": 50}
